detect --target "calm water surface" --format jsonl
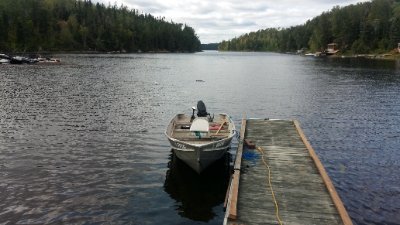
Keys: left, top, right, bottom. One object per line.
{"left": 0, "top": 52, "right": 399, "bottom": 225}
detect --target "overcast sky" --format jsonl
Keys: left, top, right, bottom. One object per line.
{"left": 96, "top": 0, "right": 370, "bottom": 44}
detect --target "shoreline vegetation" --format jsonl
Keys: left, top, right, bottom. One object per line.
{"left": 1, "top": 50, "right": 201, "bottom": 55}
{"left": 0, "top": 0, "right": 201, "bottom": 54}
{"left": 218, "top": 0, "right": 400, "bottom": 60}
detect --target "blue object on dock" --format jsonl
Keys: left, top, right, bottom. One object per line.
{"left": 242, "top": 150, "right": 258, "bottom": 161}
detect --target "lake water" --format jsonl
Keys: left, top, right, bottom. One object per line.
{"left": 0, "top": 51, "right": 399, "bottom": 225}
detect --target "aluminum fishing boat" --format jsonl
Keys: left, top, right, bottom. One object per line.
{"left": 165, "top": 101, "right": 236, "bottom": 173}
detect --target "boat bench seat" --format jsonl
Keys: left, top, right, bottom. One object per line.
{"left": 172, "top": 133, "right": 228, "bottom": 140}
{"left": 177, "top": 137, "right": 227, "bottom": 142}
{"left": 173, "top": 129, "right": 229, "bottom": 133}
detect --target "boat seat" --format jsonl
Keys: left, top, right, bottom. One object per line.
{"left": 172, "top": 133, "right": 228, "bottom": 140}
{"left": 190, "top": 118, "right": 209, "bottom": 132}
{"left": 178, "top": 137, "right": 227, "bottom": 142}
{"left": 173, "top": 129, "right": 229, "bottom": 133}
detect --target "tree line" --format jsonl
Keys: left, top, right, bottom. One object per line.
{"left": 219, "top": 0, "right": 400, "bottom": 54}
{"left": 0, "top": 0, "right": 201, "bottom": 53}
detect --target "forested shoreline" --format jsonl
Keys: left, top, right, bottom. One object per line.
{"left": 219, "top": 0, "right": 400, "bottom": 54}
{"left": 0, "top": 0, "right": 201, "bottom": 53}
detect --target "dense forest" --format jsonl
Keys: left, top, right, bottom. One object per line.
{"left": 219, "top": 0, "right": 400, "bottom": 54}
{"left": 0, "top": 0, "right": 201, "bottom": 53}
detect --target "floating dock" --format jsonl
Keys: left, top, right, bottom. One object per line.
{"left": 224, "top": 119, "right": 353, "bottom": 225}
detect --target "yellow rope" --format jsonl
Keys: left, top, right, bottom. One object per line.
{"left": 256, "top": 146, "right": 284, "bottom": 225}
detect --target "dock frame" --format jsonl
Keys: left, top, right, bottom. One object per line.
{"left": 224, "top": 118, "right": 353, "bottom": 225}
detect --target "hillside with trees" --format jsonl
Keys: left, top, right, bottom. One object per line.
{"left": 219, "top": 0, "right": 400, "bottom": 54}
{"left": 201, "top": 43, "right": 219, "bottom": 50}
{"left": 0, "top": 0, "right": 201, "bottom": 53}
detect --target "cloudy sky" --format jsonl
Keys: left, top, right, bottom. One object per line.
{"left": 96, "top": 0, "right": 370, "bottom": 44}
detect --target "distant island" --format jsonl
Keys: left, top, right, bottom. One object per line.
{"left": 0, "top": 0, "right": 201, "bottom": 53}
{"left": 201, "top": 43, "right": 219, "bottom": 51}
{"left": 219, "top": 0, "right": 400, "bottom": 56}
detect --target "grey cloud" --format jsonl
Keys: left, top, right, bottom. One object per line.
{"left": 229, "top": 3, "right": 270, "bottom": 13}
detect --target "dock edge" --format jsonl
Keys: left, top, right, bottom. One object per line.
{"left": 293, "top": 120, "right": 353, "bottom": 225}
{"left": 223, "top": 117, "right": 247, "bottom": 224}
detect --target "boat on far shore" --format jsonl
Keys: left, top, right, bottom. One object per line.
{"left": 165, "top": 101, "right": 236, "bottom": 173}
{"left": 0, "top": 53, "right": 61, "bottom": 64}
{"left": 10, "top": 56, "right": 38, "bottom": 64}
{"left": 0, "top": 54, "right": 10, "bottom": 64}
{"left": 37, "top": 57, "right": 61, "bottom": 63}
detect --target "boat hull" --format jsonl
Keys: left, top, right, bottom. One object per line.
{"left": 167, "top": 136, "right": 233, "bottom": 173}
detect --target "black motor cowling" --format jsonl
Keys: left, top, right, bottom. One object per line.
{"left": 197, "top": 100, "right": 208, "bottom": 117}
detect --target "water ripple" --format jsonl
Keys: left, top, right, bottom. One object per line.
{"left": 1, "top": 53, "right": 399, "bottom": 224}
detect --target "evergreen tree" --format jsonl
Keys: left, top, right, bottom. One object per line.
{"left": 219, "top": 0, "right": 400, "bottom": 54}
{"left": 0, "top": 0, "right": 201, "bottom": 52}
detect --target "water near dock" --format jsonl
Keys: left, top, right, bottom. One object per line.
{"left": 0, "top": 52, "right": 399, "bottom": 224}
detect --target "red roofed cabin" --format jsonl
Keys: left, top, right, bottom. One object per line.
{"left": 326, "top": 43, "right": 339, "bottom": 55}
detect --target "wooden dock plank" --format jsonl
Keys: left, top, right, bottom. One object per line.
{"left": 224, "top": 119, "right": 353, "bottom": 225}
{"left": 225, "top": 117, "right": 247, "bottom": 220}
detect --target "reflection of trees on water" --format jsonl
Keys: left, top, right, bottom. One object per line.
{"left": 163, "top": 151, "right": 231, "bottom": 222}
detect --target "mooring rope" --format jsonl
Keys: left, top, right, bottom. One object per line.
{"left": 256, "top": 146, "right": 283, "bottom": 225}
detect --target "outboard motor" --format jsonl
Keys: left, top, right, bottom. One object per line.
{"left": 197, "top": 100, "right": 208, "bottom": 117}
